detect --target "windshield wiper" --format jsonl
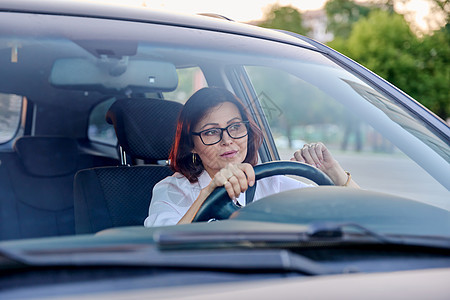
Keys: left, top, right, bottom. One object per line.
{"left": 156, "top": 221, "right": 450, "bottom": 252}
{"left": 0, "top": 244, "right": 333, "bottom": 276}
{"left": 306, "top": 222, "right": 390, "bottom": 242}
{"left": 155, "top": 222, "right": 393, "bottom": 251}
{"left": 0, "top": 222, "right": 389, "bottom": 276}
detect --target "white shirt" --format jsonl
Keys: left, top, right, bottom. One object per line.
{"left": 144, "top": 171, "right": 312, "bottom": 227}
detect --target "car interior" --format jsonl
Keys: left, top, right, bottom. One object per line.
{"left": 0, "top": 50, "right": 192, "bottom": 241}
{"left": 1, "top": 11, "right": 448, "bottom": 244}
{"left": 0, "top": 98, "right": 185, "bottom": 240}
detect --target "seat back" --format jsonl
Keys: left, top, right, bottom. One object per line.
{"left": 74, "top": 98, "right": 183, "bottom": 234}
{"left": 0, "top": 136, "right": 118, "bottom": 241}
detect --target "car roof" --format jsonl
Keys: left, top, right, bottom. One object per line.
{"left": 0, "top": 0, "right": 317, "bottom": 50}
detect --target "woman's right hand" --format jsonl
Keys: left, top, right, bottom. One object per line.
{"left": 207, "top": 163, "right": 255, "bottom": 201}
{"left": 179, "top": 163, "right": 255, "bottom": 224}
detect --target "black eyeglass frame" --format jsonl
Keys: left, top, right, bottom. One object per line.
{"left": 191, "top": 121, "right": 250, "bottom": 146}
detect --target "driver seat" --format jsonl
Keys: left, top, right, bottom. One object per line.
{"left": 74, "top": 98, "right": 182, "bottom": 234}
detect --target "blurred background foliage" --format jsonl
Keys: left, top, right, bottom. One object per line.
{"left": 258, "top": 3, "right": 310, "bottom": 35}
{"left": 258, "top": 0, "right": 449, "bottom": 120}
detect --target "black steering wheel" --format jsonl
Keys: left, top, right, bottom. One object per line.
{"left": 192, "top": 161, "right": 334, "bottom": 222}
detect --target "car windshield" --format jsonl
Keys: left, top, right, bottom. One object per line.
{"left": 1, "top": 4, "right": 450, "bottom": 298}
{"left": 0, "top": 9, "right": 448, "bottom": 245}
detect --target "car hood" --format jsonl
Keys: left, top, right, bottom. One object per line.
{"left": 230, "top": 187, "right": 450, "bottom": 238}
{"left": 66, "top": 268, "right": 450, "bottom": 300}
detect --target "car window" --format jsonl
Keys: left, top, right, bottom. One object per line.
{"left": 88, "top": 98, "right": 118, "bottom": 146}
{"left": 0, "top": 12, "right": 446, "bottom": 209}
{"left": 163, "top": 67, "right": 208, "bottom": 103}
{"left": 0, "top": 9, "right": 448, "bottom": 245}
{"left": 245, "top": 65, "right": 449, "bottom": 209}
{"left": 0, "top": 93, "right": 22, "bottom": 144}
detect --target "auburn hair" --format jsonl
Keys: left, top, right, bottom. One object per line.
{"left": 169, "top": 87, "right": 263, "bottom": 183}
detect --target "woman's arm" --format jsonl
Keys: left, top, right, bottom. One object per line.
{"left": 176, "top": 184, "right": 216, "bottom": 224}
{"left": 290, "top": 142, "right": 359, "bottom": 188}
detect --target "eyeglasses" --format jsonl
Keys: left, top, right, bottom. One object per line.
{"left": 192, "top": 121, "right": 249, "bottom": 146}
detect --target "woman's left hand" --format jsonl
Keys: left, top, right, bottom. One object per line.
{"left": 290, "top": 142, "right": 353, "bottom": 187}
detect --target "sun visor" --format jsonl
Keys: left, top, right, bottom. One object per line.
{"left": 49, "top": 58, "right": 178, "bottom": 92}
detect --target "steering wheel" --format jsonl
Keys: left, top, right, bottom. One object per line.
{"left": 192, "top": 161, "right": 334, "bottom": 222}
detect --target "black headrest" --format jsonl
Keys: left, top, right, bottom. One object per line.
{"left": 14, "top": 136, "right": 78, "bottom": 177}
{"left": 106, "top": 98, "right": 183, "bottom": 160}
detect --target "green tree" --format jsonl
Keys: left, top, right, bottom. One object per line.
{"left": 258, "top": 4, "right": 309, "bottom": 35}
{"left": 412, "top": 28, "right": 450, "bottom": 118}
{"left": 346, "top": 10, "right": 418, "bottom": 85}
{"left": 325, "top": 0, "right": 375, "bottom": 39}
{"left": 330, "top": 8, "right": 449, "bottom": 119}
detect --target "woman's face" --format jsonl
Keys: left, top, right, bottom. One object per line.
{"left": 192, "top": 102, "right": 248, "bottom": 178}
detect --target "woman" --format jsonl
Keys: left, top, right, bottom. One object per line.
{"left": 144, "top": 87, "right": 358, "bottom": 227}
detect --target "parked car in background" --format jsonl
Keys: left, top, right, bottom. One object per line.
{"left": 0, "top": 0, "right": 449, "bottom": 298}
